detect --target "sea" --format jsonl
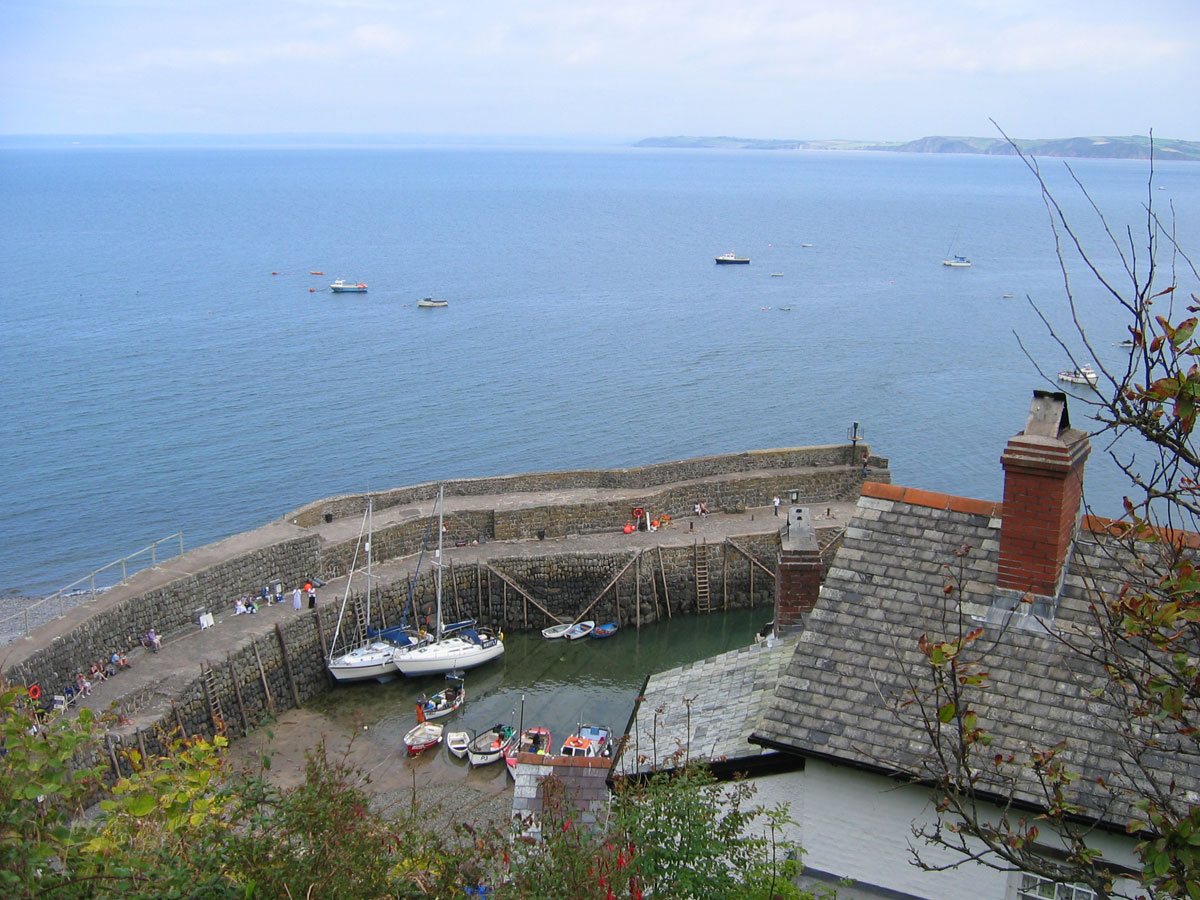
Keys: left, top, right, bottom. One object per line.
{"left": 3, "top": 143, "right": 1199, "bottom": 599}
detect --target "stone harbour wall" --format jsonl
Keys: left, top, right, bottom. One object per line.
{"left": 286, "top": 445, "right": 873, "bottom": 527}
{"left": 6, "top": 536, "right": 322, "bottom": 700}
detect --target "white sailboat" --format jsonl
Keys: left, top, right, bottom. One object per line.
{"left": 326, "top": 498, "right": 400, "bottom": 683}
{"left": 393, "top": 487, "right": 505, "bottom": 677}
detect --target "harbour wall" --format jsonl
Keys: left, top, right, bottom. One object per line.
{"left": 2, "top": 444, "right": 883, "bottom": 776}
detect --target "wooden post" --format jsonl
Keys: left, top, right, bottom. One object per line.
{"left": 275, "top": 624, "right": 301, "bottom": 709}
{"left": 503, "top": 583, "right": 508, "bottom": 629}
{"left": 314, "top": 608, "right": 329, "bottom": 660}
{"left": 657, "top": 546, "right": 672, "bottom": 618}
{"left": 137, "top": 729, "right": 149, "bottom": 763}
{"left": 750, "top": 562, "right": 754, "bottom": 604}
{"left": 635, "top": 554, "right": 641, "bottom": 631}
{"left": 228, "top": 653, "right": 249, "bottom": 735}
{"left": 171, "top": 699, "right": 189, "bottom": 739}
{"left": 108, "top": 736, "right": 122, "bottom": 778}
{"left": 523, "top": 583, "right": 528, "bottom": 629}
{"left": 615, "top": 581, "right": 620, "bottom": 627}
{"left": 253, "top": 642, "right": 275, "bottom": 716}
{"left": 450, "top": 559, "right": 462, "bottom": 621}
{"left": 650, "top": 559, "right": 661, "bottom": 620}
{"left": 723, "top": 542, "right": 729, "bottom": 611}
{"left": 476, "top": 563, "right": 483, "bottom": 622}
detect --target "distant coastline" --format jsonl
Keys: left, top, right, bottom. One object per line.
{"left": 634, "top": 134, "right": 1200, "bottom": 162}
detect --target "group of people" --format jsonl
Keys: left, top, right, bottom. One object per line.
{"left": 69, "top": 648, "right": 132, "bottom": 702}
{"left": 234, "top": 582, "right": 318, "bottom": 617}
{"left": 693, "top": 501, "right": 709, "bottom": 518}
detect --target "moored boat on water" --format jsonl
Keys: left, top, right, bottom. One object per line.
{"left": 403, "top": 721, "right": 444, "bottom": 755}
{"left": 505, "top": 726, "right": 552, "bottom": 778}
{"left": 1057, "top": 364, "right": 1098, "bottom": 386}
{"left": 467, "top": 723, "right": 517, "bottom": 766}
{"left": 416, "top": 671, "right": 465, "bottom": 721}
{"left": 942, "top": 255, "right": 972, "bottom": 267}
{"left": 714, "top": 252, "right": 750, "bottom": 264}
{"left": 331, "top": 279, "right": 368, "bottom": 292}
{"left": 591, "top": 622, "right": 619, "bottom": 639}
{"left": 559, "top": 723, "right": 613, "bottom": 758}
{"left": 417, "top": 297, "right": 448, "bottom": 308}
{"left": 446, "top": 730, "right": 471, "bottom": 759}
{"left": 564, "top": 620, "right": 595, "bottom": 640}
{"left": 541, "top": 623, "right": 571, "bottom": 640}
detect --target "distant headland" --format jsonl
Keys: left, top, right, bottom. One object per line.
{"left": 634, "top": 134, "right": 1200, "bottom": 162}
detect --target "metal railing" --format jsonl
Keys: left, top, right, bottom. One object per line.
{"left": 1, "top": 532, "right": 184, "bottom": 641}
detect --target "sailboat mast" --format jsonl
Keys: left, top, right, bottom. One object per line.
{"left": 366, "top": 495, "right": 373, "bottom": 621}
{"left": 435, "top": 487, "right": 444, "bottom": 641}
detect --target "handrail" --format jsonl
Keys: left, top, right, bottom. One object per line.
{"left": 0, "top": 532, "right": 184, "bottom": 642}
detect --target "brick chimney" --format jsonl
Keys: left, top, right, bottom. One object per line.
{"left": 775, "top": 507, "right": 822, "bottom": 636}
{"left": 996, "top": 391, "right": 1091, "bottom": 598}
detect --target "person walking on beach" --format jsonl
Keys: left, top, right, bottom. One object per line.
{"left": 773, "top": 495, "right": 781, "bottom": 516}
{"left": 292, "top": 587, "right": 302, "bottom": 610}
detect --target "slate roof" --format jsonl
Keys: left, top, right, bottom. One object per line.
{"left": 512, "top": 754, "right": 612, "bottom": 831}
{"left": 752, "top": 483, "right": 1198, "bottom": 827}
{"left": 613, "top": 637, "right": 796, "bottom": 777}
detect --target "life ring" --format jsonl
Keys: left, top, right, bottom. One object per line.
{"left": 28, "top": 684, "right": 40, "bottom": 701}
{"left": 632, "top": 508, "right": 645, "bottom": 519}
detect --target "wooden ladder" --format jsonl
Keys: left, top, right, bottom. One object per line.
{"left": 201, "top": 662, "right": 225, "bottom": 734}
{"left": 694, "top": 541, "right": 712, "bottom": 613}
{"left": 351, "top": 594, "right": 370, "bottom": 646}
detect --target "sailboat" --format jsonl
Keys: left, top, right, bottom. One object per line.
{"left": 393, "top": 487, "right": 505, "bottom": 677}
{"left": 326, "top": 498, "right": 402, "bottom": 683}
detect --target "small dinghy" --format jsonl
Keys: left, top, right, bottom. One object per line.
{"left": 565, "top": 621, "right": 595, "bottom": 640}
{"left": 446, "top": 730, "right": 471, "bottom": 759}
{"left": 403, "top": 721, "right": 444, "bottom": 756}
{"left": 542, "top": 623, "right": 571, "bottom": 640}
{"left": 591, "top": 622, "right": 619, "bottom": 639}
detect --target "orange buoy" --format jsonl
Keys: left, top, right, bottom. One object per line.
{"left": 28, "top": 684, "right": 40, "bottom": 701}
{"left": 309, "top": 288, "right": 315, "bottom": 292}
{"left": 623, "top": 524, "right": 634, "bottom": 534}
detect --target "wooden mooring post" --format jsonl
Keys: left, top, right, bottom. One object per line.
{"left": 227, "top": 653, "right": 250, "bottom": 735}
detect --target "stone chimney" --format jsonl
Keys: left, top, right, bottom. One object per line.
{"left": 774, "top": 506, "right": 822, "bottom": 636}
{"left": 996, "top": 390, "right": 1091, "bottom": 599}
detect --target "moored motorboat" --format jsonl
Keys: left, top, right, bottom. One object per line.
{"left": 417, "top": 297, "right": 449, "bottom": 308}
{"left": 1057, "top": 365, "right": 1098, "bottom": 386}
{"left": 466, "top": 723, "right": 517, "bottom": 766}
{"left": 590, "top": 622, "right": 619, "bottom": 639}
{"left": 714, "top": 252, "right": 750, "bottom": 264}
{"left": 403, "top": 721, "right": 444, "bottom": 755}
{"left": 416, "top": 671, "right": 465, "bottom": 721}
{"left": 541, "top": 623, "right": 571, "bottom": 640}
{"left": 559, "top": 723, "right": 613, "bottom": 758}
{"left": 330, "top": 279, "right": 368, "bottom": 292}
{"left": 505, "top": 726, "right": 552, "bottom": 778}
{"left": 942, "top": 255, "right": 972, "bottom": 267}
{"left": 446, "top": 730, "right": 471, "bottom": 759}
{"left": 565, "top": 620, "right": 595, "bottom": 640}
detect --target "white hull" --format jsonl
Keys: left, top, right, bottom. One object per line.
{"left": 327, "top": 642, "right": 398, "bottom": 683}
{"left": 467, "top": 727, "right": 517, "bottom": 766}
{"left": 446, "top": 731, "right": 471, "bottom": 758}
{"left": 394, "top": 636, "right": 504, "bottom": 676}
{"left": 542, "top": 623, "right": 571, "bottom": 639}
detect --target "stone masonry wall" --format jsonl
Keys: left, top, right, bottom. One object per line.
{"left": 285, "top": 444, "right": 878, "bottom": 527}
{"left": 6, "top": 536, "right": 322, "bottom": 700}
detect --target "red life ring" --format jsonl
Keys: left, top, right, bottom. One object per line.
{"left": 28, "top": 684, "right": 41, "bottom": 701}
{"left": 632, "top": 508, "right": 645, "bottom": 519}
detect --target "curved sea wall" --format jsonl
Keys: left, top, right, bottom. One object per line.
{"left": 2, "top": 445, "right": 885, "bottom": 773}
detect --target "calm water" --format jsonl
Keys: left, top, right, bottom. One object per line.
{"left": 4, "top": 145, "right": 1200, "bottom": 596}
{"left": 306, "top": 607, "right": 767, "bottom": 778}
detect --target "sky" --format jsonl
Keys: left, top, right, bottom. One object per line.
{"left": 1, "top": 0, "right": 1197, "bottom": 143}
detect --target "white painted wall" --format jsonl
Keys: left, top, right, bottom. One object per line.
{"left": 749, "top": 759, "right": 1142, "bottom": 900}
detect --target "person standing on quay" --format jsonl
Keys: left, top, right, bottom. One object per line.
{"left": 292, "top": 586, "right": 302, "bottom": 611}
{"left": 773, "top": 495, "right": 781, "bottom": 516}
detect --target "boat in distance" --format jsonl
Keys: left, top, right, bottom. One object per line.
{"left": 417, "top": 297, "right": 448, "bottom": 308}
{"left": 715, "top": 252, "right": 750, "bottom": 264}
{"left": 1057, "top": 364, "right": 1099, "bottom": 386}
{"left": 942, "top": 255, "right": 972, "bottom": 267}
{"left": 331, "top": 279, "right": 368, "bottom": 292}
